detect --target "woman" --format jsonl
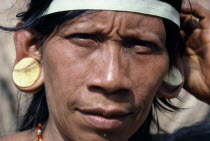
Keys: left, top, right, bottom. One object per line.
{"left": 0, "top": 0, "right": 209, "bottom": 141}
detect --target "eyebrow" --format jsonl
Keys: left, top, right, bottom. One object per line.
{"left": 58, "top": 16, "right": 165, "bottom": 45}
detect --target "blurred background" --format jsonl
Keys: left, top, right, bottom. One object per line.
{"left": 0, "top": 0, "right": 210, "bottom": 137}
{"left": 0, "top": 0, "right": 28, "bottom": 136}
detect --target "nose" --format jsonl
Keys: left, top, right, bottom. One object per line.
{"left": 87, "top": 44, "right": 131, "bottom": 94}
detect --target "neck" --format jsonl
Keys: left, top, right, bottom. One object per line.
{"left": 43, "top": 117, "right": 69, "bottom": 141}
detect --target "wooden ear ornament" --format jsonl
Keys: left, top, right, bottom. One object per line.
{"left": 163, "top": 66, "right": 183, "bottom": 89}
{"left": 12, "top": 58, "right": 41, "bottom": 88}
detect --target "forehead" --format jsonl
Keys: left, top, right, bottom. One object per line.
{"left": 58, "top": 11, "right": 165, "bottom": 36}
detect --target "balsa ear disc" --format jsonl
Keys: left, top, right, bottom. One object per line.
{"left": 163, "top": 66, "right": 183, "bottom": 87}
{"left": 13, "top": 58, "right": 41, "bottom": 88}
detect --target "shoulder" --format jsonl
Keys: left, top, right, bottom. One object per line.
{"left": 162, "top": 122, "right": 210, "bottom": 141}
{"left": 0, "top": 130, "right": 36, "bottom": 141}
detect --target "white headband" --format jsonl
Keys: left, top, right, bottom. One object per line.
{"left": 46, "top": 0, "right": 180, "bottom": 27}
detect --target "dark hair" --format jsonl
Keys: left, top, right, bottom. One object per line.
{"left": 0, "top": 0, "right": 183, "bottom": 140}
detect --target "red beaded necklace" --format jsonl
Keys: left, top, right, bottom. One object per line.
{"left": 37, "top": 124, "right": 43, "bottom": 141}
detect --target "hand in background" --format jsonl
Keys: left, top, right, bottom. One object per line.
{"left": 181, "top": 2, "right": 210, "bottom": 104}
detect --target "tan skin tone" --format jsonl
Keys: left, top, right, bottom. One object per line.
{"left": 2, "top": 2, "right": 210, "bottom": 140}
{"left": 1, "top": 11, "right": 178, "bottom": 141}
{"left": 42, "top": 11, "right": 170, "bottom": 141}
{"left": 181, "top": 2, "right": 210, "bottom": 104}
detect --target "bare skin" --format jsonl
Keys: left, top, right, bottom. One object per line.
{"left": 2, "top": 2, "right": 210, "bottom": 141}
{"left": 181, "top": 2, "right": 210, "bottom": 104}
{"left": 1, "top": 11, "right": 173, "bottom": 141}
{"left": 42, "top": 11, "right": 169, "bottom": 141}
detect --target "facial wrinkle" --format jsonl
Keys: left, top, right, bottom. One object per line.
{"left": 106, "top": 12, "right": 124, "bottom": 41}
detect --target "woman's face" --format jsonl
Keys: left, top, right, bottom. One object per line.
{"left": 42, "top": 11, "right": 168, "bottom": 141}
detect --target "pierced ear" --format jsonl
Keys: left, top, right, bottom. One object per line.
{"left": 13, "top": 27, "right": 44, "bottom": 93}
{"left": 14, "top": 27, "right": 41, "bottom": 62}
{"left": 156, "top": 56, "right": 185, "bottom": 99}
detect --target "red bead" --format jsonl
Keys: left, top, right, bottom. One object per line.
{"left": 37, "top": 124, "right": 42, "bottom": 129}
{"left": 38, "top": 135, "right": 43, "bottom": 139}
{"left": 37, "top": 123, "right": 43, "bottom": 140}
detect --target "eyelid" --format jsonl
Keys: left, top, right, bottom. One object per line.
{"left": 65, "top": 33, "right": 105, "bottom": 42}
{"left": 125, "top": 39, "right": 158, "bottom": 49}
{"left": 66, "top": 33, "right": 95, "bottom": 39}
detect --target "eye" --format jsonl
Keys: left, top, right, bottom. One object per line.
{"left": 124, "top": 39, "right": 161, "bottom": 53}
{"left": 65, "top": 33, "right": 99, "bottom": 48}
{"left": 127, "top": 39, "right": 156, "bottom": 49}
{"left": 67, "top": 33, "right": 96, "bottom": 40}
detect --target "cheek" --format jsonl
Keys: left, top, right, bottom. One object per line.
{"left": 130, "top": 54, "right": 169, "bottom": 121}
{"left": 42, "top": 38, "right": 93, "bottom": 115}
{"left": 43, "top": 37, "right": 92, "bottom": 89}
{"left": 41, "top": 37, "right": 97, "bottom": 138}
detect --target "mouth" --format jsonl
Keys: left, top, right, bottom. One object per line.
{"left": 77, "top": 108, "right": 133, "bottom": 130}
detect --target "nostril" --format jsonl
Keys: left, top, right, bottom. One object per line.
{"left": 88, "top": 85, "right": 130, "bottom": 95}
{"left": 88, "top": 86, "right": 106, "bottom": 94}
{"left": 115, "top": 89, "right": 130, "bottom": 95}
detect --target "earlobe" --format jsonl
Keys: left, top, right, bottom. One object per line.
{"left": 157, "top": 66, "right": 184, "bottom": 99}
{"left": 163, "top": 66, "right": 183, "bottom": 87}
{"left": 13, "top": 28, "right": 44, "bottom": 93}
{"left": 13, "top": 58, "right": 44, "bottom": 93}
{"left": 157, "top": 52, "right": 185, "bottom": 99}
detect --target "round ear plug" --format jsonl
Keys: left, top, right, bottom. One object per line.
{"left": 163, "top": 66, "right": 183, "bottom": 88}
{"left": 13, "top": 58, "right": 41, "bottom": 88}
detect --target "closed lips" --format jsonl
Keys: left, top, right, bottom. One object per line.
{"left": 77, "top": 108, "right": 133, "bottom": 118}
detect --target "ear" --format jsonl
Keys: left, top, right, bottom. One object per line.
{"left": 13, "top": 26, "right": 44, "bottom": 93}
{"left": 156, "top": 54, "right": 185, "bottom": 99}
